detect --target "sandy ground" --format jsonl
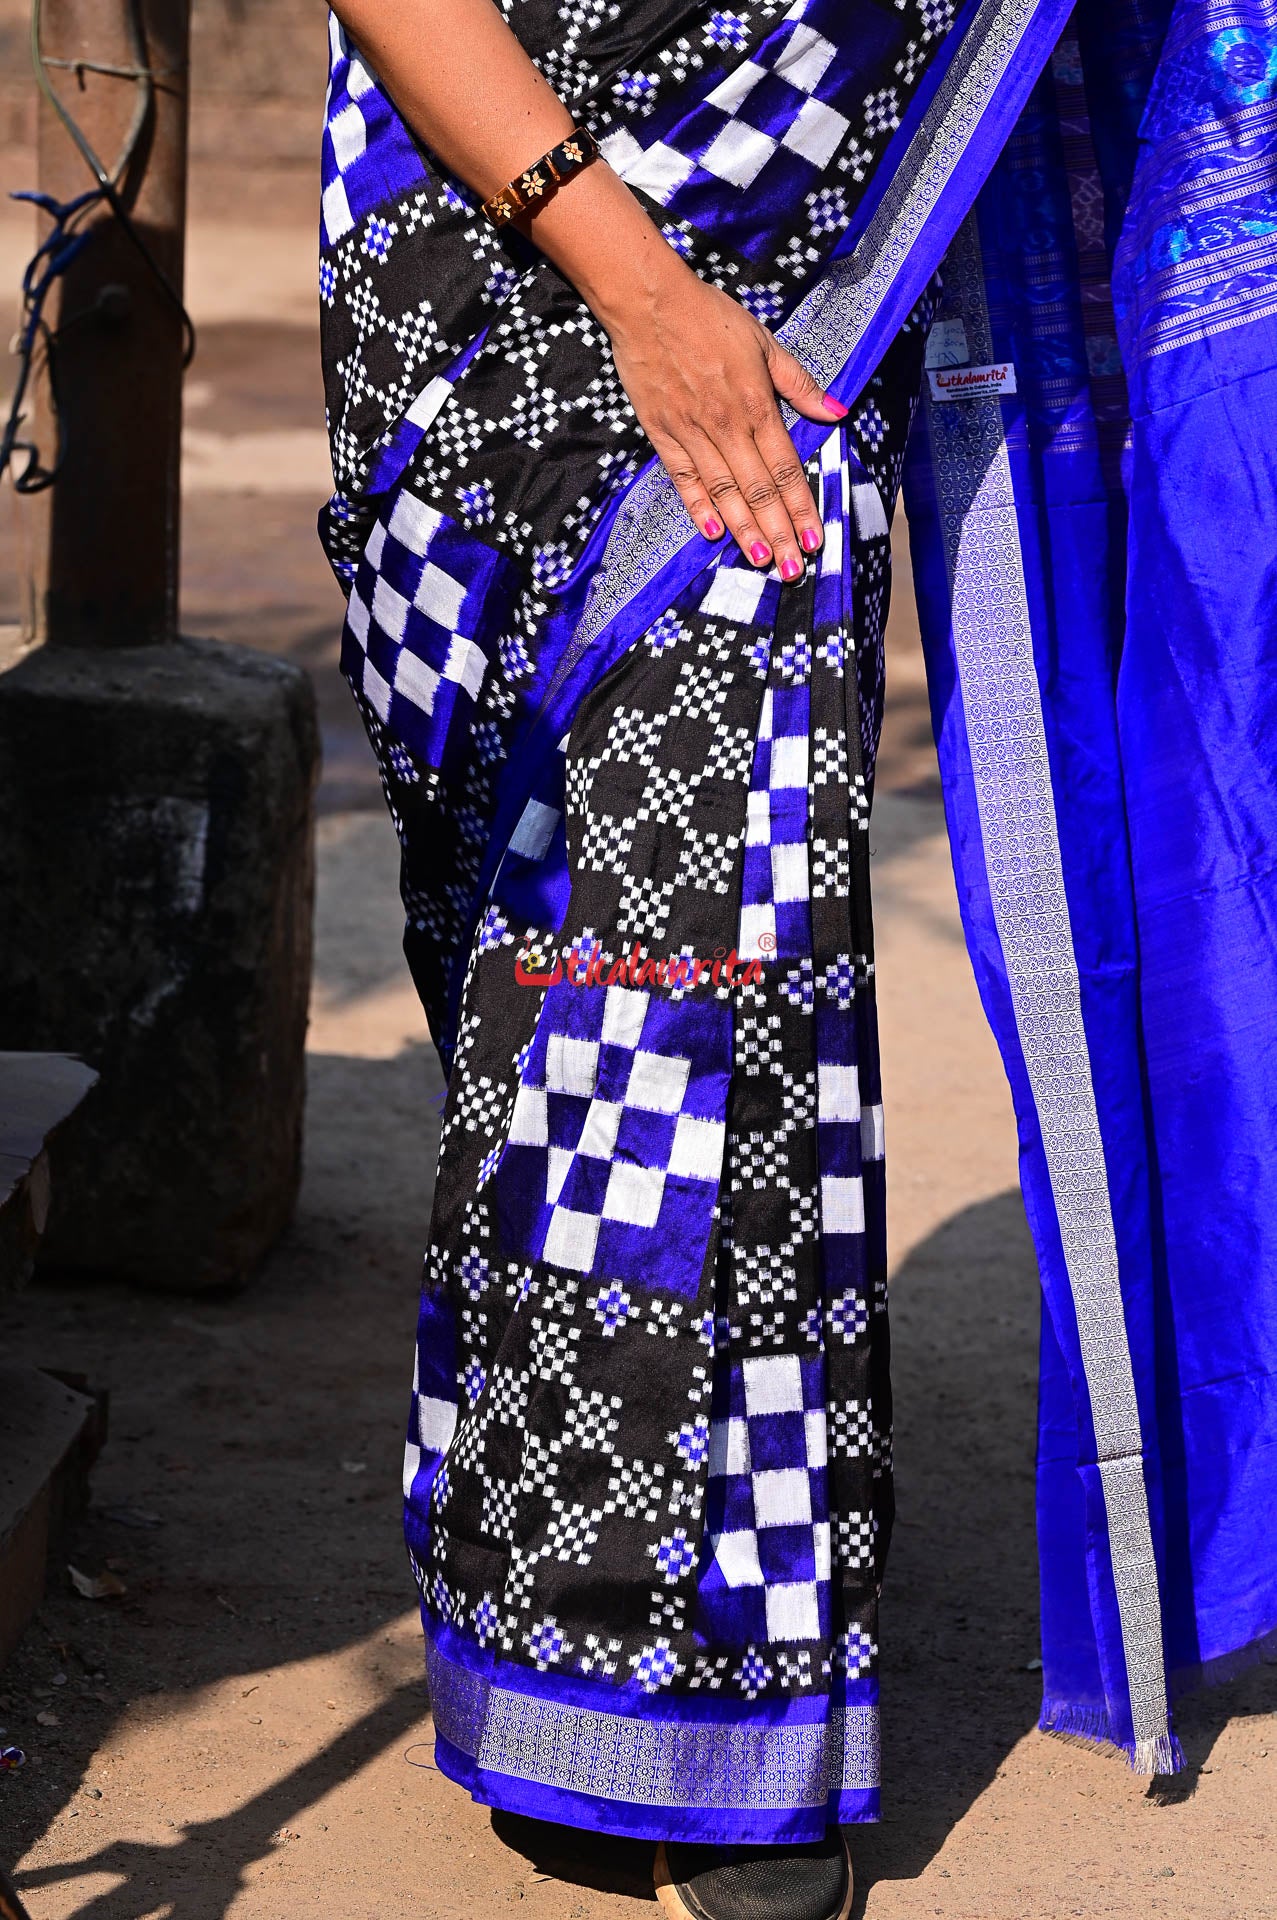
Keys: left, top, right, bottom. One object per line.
{"left": 1, "top": 185, "right": 1275, "bottom": 1920}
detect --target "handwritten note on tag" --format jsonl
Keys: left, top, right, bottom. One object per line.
{"left": 924, "top": 318, "right": 969, "bottom": 369}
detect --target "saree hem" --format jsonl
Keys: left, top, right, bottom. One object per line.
{"left": 424, "top": 1620, "right": 882, "bottom": 1840}
{"left": 1038, "top": 1699, "right": 1185, "bottom": 1777}
{"left": 433, "top": 1735, "right": 880, "bottom": 1842}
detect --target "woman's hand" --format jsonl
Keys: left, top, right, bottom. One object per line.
{"left": 330, "top": 0, "right": 845, "bottom": 577}
{"left": 600, "top": 256, "right": 846, "bottom": 577}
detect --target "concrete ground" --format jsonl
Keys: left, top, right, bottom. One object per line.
{"left": 1, "top": 174, "right": 1275, "bottom": 1920}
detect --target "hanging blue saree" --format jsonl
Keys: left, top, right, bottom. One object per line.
{"left": 318, "top": 0, "right": 1277, "bottom": 1841}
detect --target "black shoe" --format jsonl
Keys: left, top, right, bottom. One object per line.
{"left": 654, "top": 1831, "right": 853, "bottom": 1920}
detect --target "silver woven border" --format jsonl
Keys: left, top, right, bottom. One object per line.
{"left": 920, "top": 214, "right": 1172, "bottom": 1771}
{"left": 427, "top": 1638, "right": 880, "bottom": 1807}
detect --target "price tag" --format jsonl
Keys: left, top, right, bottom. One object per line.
{"left": 924, "top": 318, "right": 970, "bottom": 368}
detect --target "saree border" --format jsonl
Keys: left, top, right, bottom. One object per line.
{"left": 918, "top": 213, "right": 1173, "bottom": 1772}
{"left": 569, "top": 0, "right": 1064, "bottom": 660}
{"left": 425, "top": 1625, "right": 880, "bottom": 1822}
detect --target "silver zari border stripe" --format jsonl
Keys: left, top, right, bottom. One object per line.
{"left": 921, "top": 215, "right": 1173, "bottom": 1772}
{"left": 427, "top": 1640, "right": 880, "bottom": 1808}
{"left": 570, "top": 0, "right": 1054, "bottom": 657}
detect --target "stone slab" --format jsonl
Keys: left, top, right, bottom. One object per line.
{"left": 0, "top": 1365, "right": 97, "bottom": 1671}
{"left": 0, "top": 1053, "right": 98, "bottom": 1291}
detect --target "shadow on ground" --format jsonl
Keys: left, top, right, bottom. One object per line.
{"left": 0, "top": 1045, "right": 442, "bottom": 1914}
{"left": 4, "top": 1123, "right": 1274, "bottom": 1916}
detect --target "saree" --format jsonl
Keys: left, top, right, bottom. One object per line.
{"left": 318, "top": 0, "right": 1277, "bottom": 1842}
{"left": 905, "top": 0, "right": 1277, "bottom": 1771}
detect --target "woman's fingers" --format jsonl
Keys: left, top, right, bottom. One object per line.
{"left": 654, "top": 433, "right": 727, "bottom": 544}
{"left": 684, "top": 421, "right": 800, "bottom": 577}
{"left": 727, "top": 426, "right": 805, "bottom": 577}
{"left": 764, "top": 333, "right": 849, "bottom": 425}
{"left": 635, "top": 330, "right": 840, "bottom": 575}
{"left": 750, "top": 405, "right": 823, "bottom": 560}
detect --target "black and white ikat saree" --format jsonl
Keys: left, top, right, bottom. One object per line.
{"left": 318, "top": 0, "right": 1070, "bottom": 1847}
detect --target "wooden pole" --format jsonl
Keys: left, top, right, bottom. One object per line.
{"left": 29, "top": 0, "right": 190, "bottom": 647}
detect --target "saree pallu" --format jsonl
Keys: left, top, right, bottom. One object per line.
{"left": 905, "top": 0, "right": 1277, "bottom": 1773}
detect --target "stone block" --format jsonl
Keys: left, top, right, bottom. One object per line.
{"left": 0, "top": 636, "right": 319, "bottom": 1289}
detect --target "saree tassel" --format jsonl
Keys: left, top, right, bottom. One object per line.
{"left": 1131, "top": 1732, "right": 1185, "bottom": 1779}
{"left": 1039, "top": 1701, "right": 1185, "bottom": 1776}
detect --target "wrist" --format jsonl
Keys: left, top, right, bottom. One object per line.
{"left": 525, "top": 163, "right": 693, "bottom": 333}
{"left": 586, "top": 234, "right": 693, "bottom": 338}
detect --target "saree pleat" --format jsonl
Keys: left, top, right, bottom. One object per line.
{"left": 400, "top": 391, "right": 926, "bottom": 1838}
{"left": 409, "top": 472, "right": 887, "bottom": 1835}
{"left": 319, "top": 0, "right": 966, "bottom": 1835}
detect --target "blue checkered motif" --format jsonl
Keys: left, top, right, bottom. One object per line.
{"left": 321, "top": 15, "right": 429, "bottom": 248}
{"left": 493, "top": 734, "right": 572, "bottom": 933}
{"left": 403, "top": 1283, "right": 460, "bottom": 1512}
{"left": 341, "top": 488, "right": 516, "bottom": 773}
{"left": 600, "top": 2, "right": 885, "bottom": 264}
{"left": 814, "top": 987, "right": 883, "bottom": 1334}
{"left": 699, "top": 1355, "right": 832, "bottom": 1648}
{"left": 493, "top": 980, "right": 731, "bottom": 1294}
{"left": 739, "top": 682, "right": 811, "bottom": 963}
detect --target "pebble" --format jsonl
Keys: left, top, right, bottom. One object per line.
{"left": 82, "top": 1786, "right": 103, "bottom": 1800}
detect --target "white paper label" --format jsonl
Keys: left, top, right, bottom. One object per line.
{"left": 928, "top": 362, "right": 1018, "bottom": 402}
{"left": 924, "top": 318, "right": 969, "bottom": 369}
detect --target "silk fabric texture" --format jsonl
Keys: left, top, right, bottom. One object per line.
{"left": 318, "top": 0, "right": 1277, "bottom": 1838}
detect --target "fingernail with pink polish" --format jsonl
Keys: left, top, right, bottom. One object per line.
{"left": 704, "top": 516, "right": 724, "bottom": 539}
{"left": 749, "top": 541, "right": 772, "bottom": 566}
{"left": 823, "top": 393, "right": 849, "bottom": 418}
{"left": 800, "top": 528, "right": 821, "bottom": 554}
{"left": 780, "top": 556, "right": 803, "bottom": 582}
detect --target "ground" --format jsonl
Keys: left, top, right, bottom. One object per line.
{"left": 1, "top": 98, "right": 1275, "bottom": 1920}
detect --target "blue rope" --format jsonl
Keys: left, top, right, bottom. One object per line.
{"left": 0, "top": 185, "right": 100, "bottom": 494}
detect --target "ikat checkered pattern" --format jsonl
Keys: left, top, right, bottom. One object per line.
{"left": 740, "top": 684, "right": 811, "bottom": 962}
{"left": 700, "top": 1354, "right": 833, "bottom": 1645}
{"left": 602, "top": 11, "right": 858, "bottom": 260}
{"left": 342, "top": 488, "right": 512, "bottom": 772}
{"left": 814, "top": 982, "right": 881, "bottom": 1351}
{"left": 494, "top": 980, "right": 731, "bottom": 1294}
{"left": 403, "top": 1287, "right": 460, "bottom": 1512}
{"left": 390, "top": 407, "right": 931, "bottom": 1722}
{"left": 321, "top": 16, "right": 429, "bottom": 249}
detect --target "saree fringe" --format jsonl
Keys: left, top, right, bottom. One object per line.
{"left": 1038, "top": 1702, "right": 1185, "bottom": 1777}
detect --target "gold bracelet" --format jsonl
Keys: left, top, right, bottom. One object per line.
{"left": 481, "top": 126, "right": 600, "bottom": 229}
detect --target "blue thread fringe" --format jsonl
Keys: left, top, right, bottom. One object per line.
{"left": 1038, "top": 1699, "right": 1185, "bottom": 1777}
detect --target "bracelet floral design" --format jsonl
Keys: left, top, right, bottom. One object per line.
{"left": 481, "top": 126, "right": 601, "bottom": 229}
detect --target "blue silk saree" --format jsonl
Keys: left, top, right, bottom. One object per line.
{"left": 319, "top": 0, "right": 1277, "bottom": 1842}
